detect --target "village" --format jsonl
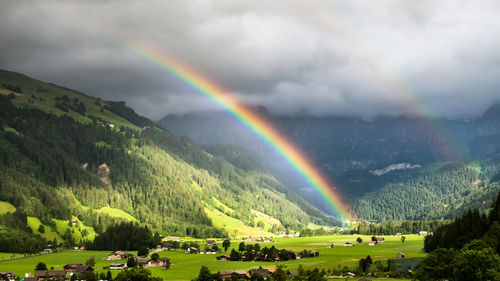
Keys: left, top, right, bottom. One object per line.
{"left": 0, "top": 231, "right": 429, "bottom": 281}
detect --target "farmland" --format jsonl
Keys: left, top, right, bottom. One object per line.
{"left": 0, "top": 234, "right": 425, "bottom": 281}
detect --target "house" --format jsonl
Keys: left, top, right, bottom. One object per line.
{"left": 376, "top": 237, "right": 385, "bottom": 243}
{"left": 167, "top": 237, "right": 180, "bottom": 241}
{"left": 63, "top": 264, "right": 93, "bottom": 274}
{"left": 34, "top": 270, "right": 67, "bottom": 281}
{"left": 135, "top": 257, "right": 170, "bottom": 268}
{"left": 368, "top": 241, "right": 377, "bottom": 246}
{"left": 0, "top": 272, "right": 15, "bottom": 281}
{"left": 249, "top": 268, "right": 272, "bottom": 277}
{"left": 156, "top": 257, "right": 171, "bottom": 267}
{"left": 246, "top": 237, "right": 263, "bottom": 243}
{"left": 343, "top": 242, "right": 354, "bottom": 246}
{"left": 185, "top": 247, "right": 199, "bottom": 254}
{"left": 326, "top": 244, "right": 334, "bottom": 248}
{"left": 41, "top": 249, "right": 53, "bottom": 254}
{"left": 419, "top": 231, "right": 428, "bottom": 236}
{"left": 394, "top": 232, "right": 402, "bottom": 236}
{"left": 23, "top": 277, "right": 37, "bottom": 281}
{"left": 136, "top": 257, "right": 152, "bottom": 267}
{"left": 218, "top": 270, "right": 249, "bottom": 280}
{"left": 217, "top": 255, "right": 230, "bottom": 261}
{"left": 343, "top": 272, "right": 356, "bottom": 278}
{"left": 106, "top": 251, "right": 133, "bottom": 260}
{"left": 109, "top": 264, "right": 127, "bottom": 270}
{"left": 263, "top": 238, "right": 274, "bottom": 243}
{"left": 397, "top": 252, "right": 405, "bottom": 259}
{"left": 206, "top": 240, "right": 217, "bottom": 246}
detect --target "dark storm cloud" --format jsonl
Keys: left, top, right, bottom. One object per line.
{"left": 0, "top": 0, "right": 499, "bottom": 120}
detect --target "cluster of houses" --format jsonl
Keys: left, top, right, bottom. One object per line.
{"left": 218, "top": 268, "right": 295, "bottom": 280}
{"left": 245, "top": 237, "right": 274, "bottom": 243}
{"left": 276, "top": 232, "right": 300, "bottom": 238}
{"left": 0, "top": 272, "right": 15, "bottom": 281}
{"left": 369, "top": 237, "right": 385, "bottom": 246}
{"left": 23, "top": 264, "right": 93, "bottom": 281}
{"left": 105, "top": 251, "right": 170, "bottom": 269}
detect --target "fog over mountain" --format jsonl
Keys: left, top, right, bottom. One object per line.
{"left": 1, "top": 0, "right": 500, "bottom": 120}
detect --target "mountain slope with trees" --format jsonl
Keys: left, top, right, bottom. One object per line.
{"left": 0, "top": 69, "right": 330, "bottom": 252}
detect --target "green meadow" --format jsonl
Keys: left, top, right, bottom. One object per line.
{"left": 0, "top": 201, "right": 16, "bottom": 214}
{"left": 0, "top": 235, "right": 425, "bottom": 281}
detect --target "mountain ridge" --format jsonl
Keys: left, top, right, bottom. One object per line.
{"left": 0, "top": 69, "right": 332, "bottom": 253}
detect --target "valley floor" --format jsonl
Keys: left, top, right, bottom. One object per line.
{"left": 0, "top": 235, "right": 425, "bottom": 281}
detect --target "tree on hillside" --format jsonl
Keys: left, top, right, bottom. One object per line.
{"left": 137, "top": 247, "right": 149, "bottom": 257}
{"left": 222, "top": 239, "right": 230, "bottom": 252}
{"left": 114, "top": 267, "right": 161, "bottom": 281}
{"left": 356, "top": 237, "right": 363, "bottom": 244}
{"left": 151, "top": 253, "right": 159, "bottom": 261}
{"left": 193, "top": 266, "right": 222, "bottom": 281}
{"left": 85, "top": 256, "right": 96, "bottom": 267}
{"left": 238, "top": 242, "right": 245, "bottom": 252}
{"left": 126, "top": 257, "right": 137, "bottom": 268}
{"left": 35, "top": 262, "right": 47, "bottom": 271}
{"left": 401, "top": 236, "right": 406, "bottom": 243}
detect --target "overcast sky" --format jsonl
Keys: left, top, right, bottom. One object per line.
{"left": 1, "top": 0, "right": 499, "bottom": 120}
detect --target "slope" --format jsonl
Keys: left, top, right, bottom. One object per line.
{"left": 0, "top": 69, "right": 330, "bottom": 252}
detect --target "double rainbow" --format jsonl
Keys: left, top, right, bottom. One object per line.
{"left": 128, "top": 42, "right": 353, "bottom": 221}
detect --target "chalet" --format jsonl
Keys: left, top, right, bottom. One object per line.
{"left": 34, "top": 270, "right": 67, "bottom": 281}
{"left": 158, "top": 257, "right": 171, "bottom": 267}
{"left": 263, "top": 238, "right": 274, "bottom": 243}
{"left": 326, "top": 244, "right": 334, "bottom": 248}
{"left": 109, "top": 264, "right": 127, "bottom": 270}
{"left": 218, "top": 270, "right": 249, "bottom": 280}
{"left": 186, "top": 247, "right": 199, "bottom": 254}
{"left": 206, "top": 240, "right": 217, "bottom": 246}
{"left": 106, "top": 251, "right": 133, "bottom": 260}
{"left": 368, "top": 241, "right": 377, "bottom": 246}
{"left": 41, "top": 249, "right": 53, "bottom": 254}
{"left": 217, "top": 255, "right": 230, "bottom": 261}
{"left": 167, "top": 237, "right": 180, "bottom": 241}
{"left": 343, "top": 272, "right": 356, "bottom": 278}
{"left": 135, "top": 257, "right": 152, "bottom": 267}
{"left": 343, "top": 242, "right": 354, "bottom": 246}
{"left": 246, "top": 237, "right": 263, "bottom": 243}
{"left": 63, "top": 264, "right": 93, "bottom": 274}
{"left": 419, "top": 231, "right": 429, "bottom": 236}
{"left": 0, "top": 272, "right": 15, "bottom": 281}
{"left": 376, "top": 237, "right": 385, "bottom": 243}
{"left": 394, "top": 233, "right": 402, "bottom": 236}
{"left": 249, "top": 268, "right": 272, "bottom": 277}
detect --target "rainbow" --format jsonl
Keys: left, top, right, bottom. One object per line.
{"left": 294, "top": 1, "right": 465, "bottom": 161}
{"left": 127, "top": 41, "right": 353, "bottom": 221}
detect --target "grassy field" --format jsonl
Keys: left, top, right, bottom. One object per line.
{"left": 27, "top": 217, "right": 62, "bottom": 242}
{"left": 0, "top": 235, "right": 425, "bottom": 280}
{"left": 97, "top": 207, "right": 137, "bottom": 222}
{"left": 0, "top": 201, "right": 16, "bottom": 214}
{"left": 0, "top": 70, "right": 140, "bottom": 130}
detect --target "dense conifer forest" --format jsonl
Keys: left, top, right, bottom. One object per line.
{"left": 0, "top": 69, "right": 329, "bottom": 252}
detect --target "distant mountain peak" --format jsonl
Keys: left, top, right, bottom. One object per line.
{"left": 483, "top": 103, "right": 500, "bottom": 119}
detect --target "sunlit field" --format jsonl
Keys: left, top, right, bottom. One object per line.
{"left": 0, "top": 234, "right": 424, "bottom": 280}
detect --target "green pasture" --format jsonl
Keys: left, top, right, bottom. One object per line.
{"left": 0, "top": 234, "right": 424, "bottom": 281}
{"left": 0, "top": 201, "right": 16, "bottom": 214}
{"left": 97, "top": 207, "right": 137, "bottom": 222}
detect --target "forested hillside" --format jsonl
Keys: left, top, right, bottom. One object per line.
{"left": 160, "top": 104, "right": 500, "bottom": 221}
{"left": 0, "top": 69, "right": 330, "bottom": 252}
